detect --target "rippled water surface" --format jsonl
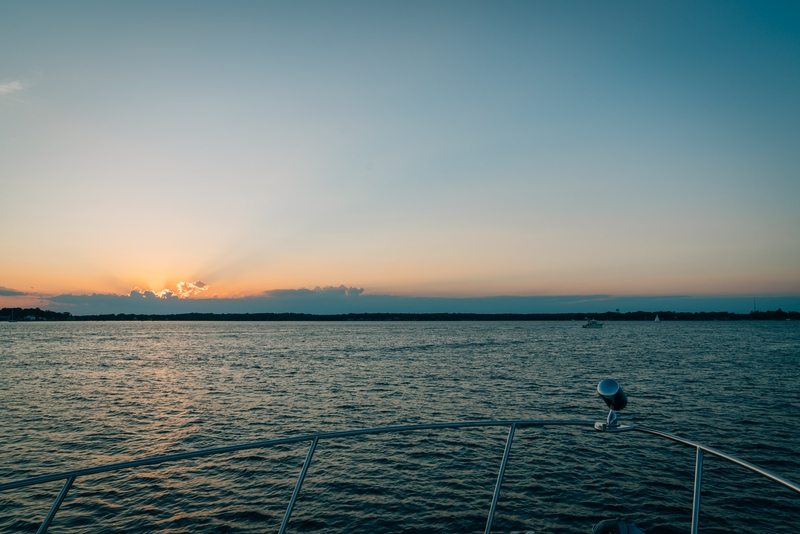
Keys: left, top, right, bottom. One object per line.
{"left": 1, "top": 321, "right": 798, "bottom": 533}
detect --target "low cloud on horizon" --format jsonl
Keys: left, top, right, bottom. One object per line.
{"left": 262, "top": 286, "right": 365, "bottom": 298}
{"left": 126, "top": 281, "right": 210, "bottom": 300}
{"left": 177, "top": 281, "right": 208, "bottom": 298}
{"left": 0, "top": 286, "right": 27, "bottom": 297}
{"left": 19, "top": 285, "right": 800, "bottom": 315}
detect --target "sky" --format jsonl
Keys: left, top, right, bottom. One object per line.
{"left": 1, "top": 1, "right": 799, "bottom": 314}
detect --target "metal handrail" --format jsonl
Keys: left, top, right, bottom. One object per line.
{"left": 629, "top": 425, "right": 800, "bottom": 534}
{"left": 1, "top": 418, "right": 798, "bottom": 534}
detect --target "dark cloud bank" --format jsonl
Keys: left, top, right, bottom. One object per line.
{"left": 45, "top": 286, "right": 800, "bottom": 315}
{"left": 0, "top": 286, "right": 27, "bottom": 297}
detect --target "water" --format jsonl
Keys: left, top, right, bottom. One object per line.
{"left": 0, "top": 321, "right": 798, "bottom": 533}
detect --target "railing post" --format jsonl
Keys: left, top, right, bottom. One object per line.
{"left": 691, "top": 447, "right": 703, "bottom": 534}
{"left": 37, "top": 476, "right": 75, "bottom": 534}
{"left": 279, "top": 437, "right": 318, "bottom": 534}
{"left": 485, "top": 424, "right": 516, "bottom": 534}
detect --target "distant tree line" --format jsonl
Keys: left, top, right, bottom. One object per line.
{"left": 4, "top": 308, "right": 797, "bottom": 322}
{"left": 0, "top": 308, "right": 73, "bottom": 321}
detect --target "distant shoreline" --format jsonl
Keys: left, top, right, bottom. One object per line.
{"left": 1, "top": 308, "right": 798, "bottom": 322}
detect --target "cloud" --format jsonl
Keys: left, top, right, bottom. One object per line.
{"left": 130, "top": 288, "right": 172, "bottom": 299}
{"left": 0, "top": 81, "right": 24, "bottom": 96}
{"left": 128, "top": 282, "right": 207, "bottom": 299}
{"left": 0, "top": 286, "right": 27, "bottom": 296}
{"left": 43, "top": 287, "right": 800, "bottom": 316}
{"left": 263, "top": 285, "right": 364, "bottom": 298}
{"left": 176, "top": 281, "right": 209, "bottom": 298}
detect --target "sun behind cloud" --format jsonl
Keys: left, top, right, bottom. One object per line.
{"left": 175, "top": 281, "right": 209, "bottom": 298}
{"left": 128, "top": 281, "right": 209, "bottom": 299}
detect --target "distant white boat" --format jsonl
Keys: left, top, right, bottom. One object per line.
{"left": 582, "top": 318, "right": 603, "bottom": 328}
{"left": 654, "top": 315, "right": 660, "bottom": 322}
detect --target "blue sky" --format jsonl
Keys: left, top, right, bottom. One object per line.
{"left": 1, "top": 1, "right": 799, "bottom": 313}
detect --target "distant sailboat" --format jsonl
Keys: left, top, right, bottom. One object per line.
{"left": 654, "top": 315, "right": 660, "bottom": 322}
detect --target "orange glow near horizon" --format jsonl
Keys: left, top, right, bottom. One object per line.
{"left": 2, "top": 219, "right": 800, "bottom": 303}
{"left": 2, "top": 262, "right": 799, "bottom": 305}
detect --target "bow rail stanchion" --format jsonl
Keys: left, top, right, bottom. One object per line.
{"left": 279, "top": 436, "right": 318, "bottom": 534}
{"left": 1, "top": 380, "right": 798, "bottom": 533}
{"left": 36, "top": 476, "right": 75, "bottom": 534}
{"left": 485, "top": 423, "right": 516, "bottom": 534}
{"left": 690, "top": 447, "right": 703, "bottom": 534}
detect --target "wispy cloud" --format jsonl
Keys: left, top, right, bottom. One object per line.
{"left": 0, "top": 81, "right": 24, "bottom": 96}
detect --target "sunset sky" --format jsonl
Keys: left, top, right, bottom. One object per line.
{"left": 2, "top": 2, "right": 799, "bottom": 313}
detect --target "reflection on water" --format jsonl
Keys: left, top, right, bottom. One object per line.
{"left": 0, "top": 322, "right": 798, "bottom": 532}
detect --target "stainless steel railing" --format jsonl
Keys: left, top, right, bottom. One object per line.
{"left": 628, "top": 425, "right": 800, "bottom": 534}
{"left": 1, "top": 419, "right": 798, "bottom": 534}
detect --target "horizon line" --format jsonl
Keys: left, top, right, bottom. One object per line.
{"left": 2, "top": 308, "right": 798, "bottom": 320}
